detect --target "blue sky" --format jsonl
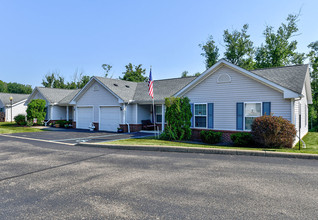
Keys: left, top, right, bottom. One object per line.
{"left": 0, "top": 0, "right": 317, "bottom": 88}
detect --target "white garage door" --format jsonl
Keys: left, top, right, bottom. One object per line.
{"left": 99, "top": 106, "right": 120, "bottom": 132}
{"left": 77, "top": 107, "right": 94, "bottom": 129}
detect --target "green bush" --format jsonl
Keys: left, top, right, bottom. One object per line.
{"left": 55, "top": 120, "right": 68, "bottom": 127}
{"left": 162, "top": 96, "right": 192, "bottom": 140}
{"left": 231, "top": 132, "right": 254, "bottom": 147}
{"left": 14, "top": 114, "right": 26, "bottom": 125}
{"left": 26, "top": 120, "right": 33, "bottom": 127}
{"left": 251, "top": 115, "right": 296, "bottom": 148}
{"left": 309, "top": 126, "right": 318, "bottom": 132}
{"left": 26, "top": 99, "right": 46, "bottom": 125}
{"left": 200, "top": 130, "right": 222, "bottom": 144}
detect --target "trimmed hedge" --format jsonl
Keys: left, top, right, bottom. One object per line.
{"left": 200, "top": 130, "right": 222, "bottom": 144}
{"left": 231, "top": 132, "right": 254, "bottom": 147}
{"left": 14, "top": 114, "right": 26, "bottom": 126}
{"left": 251, "top": 115, "right": 296, "bottom": 148}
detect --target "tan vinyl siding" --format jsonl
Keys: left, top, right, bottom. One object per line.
{"left": 77, "top": 82, "right": 119, "bottom": 122}
{"left": 184, "top": 66, "right": 291, "bottom": 131}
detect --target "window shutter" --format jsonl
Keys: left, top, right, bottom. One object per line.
{"left": 208, "top": 103, "right": 214, "bottom": 128}
{"left": 190, "top": 103, "right": 194, "bottom": 127}
{"left": 262, "top": 102, "right": 271, "bottom": 116}
{"left": 236, "top": 102, "right": 244, "bottom": 130}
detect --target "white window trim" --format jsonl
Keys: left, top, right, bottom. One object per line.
{"left": 244, "top": 102, "right": 262, "bottom": 131}
{"left": 155, "top": 105, "right": 163, "bottom": 124}
{"left": 194, "top": 103, "right": 207, "bottom": 128}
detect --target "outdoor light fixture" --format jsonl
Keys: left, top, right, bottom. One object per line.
{"left": 9, "top": 96, "right": 13, "bottom": 122}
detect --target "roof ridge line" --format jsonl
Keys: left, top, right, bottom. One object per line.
{"left": 251, "top": 64, "right": 308, "bottom": 71}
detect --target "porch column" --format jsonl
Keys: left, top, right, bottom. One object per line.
{"left": 50, "top": 105, "right": 53, "bottom": 120}
{"left": 161, "top": 104, "right": 165, "bottom": 132}
{"left": 66, "top": 106, "right": 69, "bottom": 121}
{"left": 135, "top": 104, "right": 138, "bottom": 124}
{"left": 123, "top": 104, "right": 126, "bottom": 124}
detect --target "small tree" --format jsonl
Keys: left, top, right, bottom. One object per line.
{"left": 26, "top": 99, "right": 46, "bottom": 125}
{"left": 161, "top": 97, "right": 192, "bottom": 140}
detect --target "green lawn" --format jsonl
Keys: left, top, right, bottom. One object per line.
{"left": 103, "top": 132, "right": 318, "bottom": 154}
{"left": 0, "top": 122, "right": 43, "bottom": 134}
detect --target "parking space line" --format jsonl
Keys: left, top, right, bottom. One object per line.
{"left": 0, "top": 134, "right": 76, "bottom": 146}
{"left": 51, "top": 133, "right": 124, "bottom": 142}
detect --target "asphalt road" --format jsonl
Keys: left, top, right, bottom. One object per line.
{"left": 0, "top": 134, "right": 318, "bottom": 219}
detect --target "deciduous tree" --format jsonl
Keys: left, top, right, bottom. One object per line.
{"left": 120, "top": 63, "right": 147, "bottom": 82}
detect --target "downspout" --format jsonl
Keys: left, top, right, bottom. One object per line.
{"left": 124, "top": 100, "right": 135, "bottom": 133}
{"left": 294, "top": 97, "right": 306, "bottom": 149}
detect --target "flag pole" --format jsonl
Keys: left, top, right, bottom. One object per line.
{"left": 151, "top": 65, "right": 156, "bottom": 137}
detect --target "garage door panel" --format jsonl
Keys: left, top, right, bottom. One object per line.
{"left": 99, "top": 106, "right": 120, "bottom": 132}
{"left": 77, "top": 107, "right": 93, "bottom": 129}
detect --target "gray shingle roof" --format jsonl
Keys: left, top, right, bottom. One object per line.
{"left": 94, "top": 76, "right": 197, "bottom": 103}
{"left": 37, "top": 87, "right": 80, "bottom": 104}
{"left": 251, "top": 64, "right": 308, "bottom": 94}
{"left": 0, "top": 93, "right": 29, "bottom": 106}
{"left": 95, "top": 77, "right": 138, "bottom": 102}
{"left": 133, "top": 76, "right": 197, "bottom": 102}
{"left": 58, "top": 89, "right": 81, "bottom": 104}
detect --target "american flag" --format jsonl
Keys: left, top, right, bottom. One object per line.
{"left": 148, "top": 68, "right": 153, "bottom": 99}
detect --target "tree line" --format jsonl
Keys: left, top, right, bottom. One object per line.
{"left": 0, "top": 80, "right": 32, "bottom": 94}
{"left": 41, "top": 63, "right": 149, "bottom": 89}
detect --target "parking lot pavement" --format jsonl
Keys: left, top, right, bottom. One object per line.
{"left": 3, "top": 129, "right": 153, "bottom": 145}
{"left": 0, "top": 137, "right": 318, "bottom": 219}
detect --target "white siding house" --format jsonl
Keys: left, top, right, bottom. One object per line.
{"left": 0, "top": 93, "right": 29, "bottom": 122}
{"left": 25, "top": 87, "right": 80, "bottom": 122}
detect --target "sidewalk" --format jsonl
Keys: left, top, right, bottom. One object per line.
{"left": 76, "top": 142, "right": 318, "bottom": 160}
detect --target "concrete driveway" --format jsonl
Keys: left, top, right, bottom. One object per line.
{"left": 2, "top": 128, "right": 152, "bottom": 145}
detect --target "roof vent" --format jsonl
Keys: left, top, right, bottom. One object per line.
{"left": 125, "top": 85, "right": 130, "bottom": 88}
{"left": 113, "top": 83, "right": 118, "bottom": 86}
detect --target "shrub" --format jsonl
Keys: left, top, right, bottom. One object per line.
{"left": 56, "top": 120, "right": 68, "bottom": 127}
{"left": 251, "top": 115, "right": 296, "bottom": 148}
{"left": 200, "top": 130, "right": 222, "bottom": 144}
{"left": 26, "top": 99, "right": 46, "bottom": 125}
{"left": 163, "top": 96, "right": 192, "bottom": 140}
{"left": 14, "top": 114, "right": 26, "bottom": 125}
{"left": 26, "top": 120, "right": 33, "bottom": 127}
{"left": 231, "top": 132, "right": 254, "bottom": 147}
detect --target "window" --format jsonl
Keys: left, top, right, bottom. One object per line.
{"left": 194, "top": 104, "right": 207, "bottom": 128}
{"left": 0, "top": 108, "right": 3, "bottom": 112}
{"left": 155, "top": 105, "right": 162, "bottom": 123}
{"left": 244, "top": 103, "right": 261, "bottom": 130}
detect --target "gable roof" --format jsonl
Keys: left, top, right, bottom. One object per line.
{"left": 95, "top": 76, "right": 137, "bottom": 102}
{"left": 251, "top": 64, "right": 309, "bottom": 94}
{"left": 0, "top": 93, "right": 29, "bottom": 106}
{"left": 133, "top": 76, "right": 197, "bottom": 103}
{"left": 72, "top": 76, "right": 197, "bottom": 104}
{"left": 176, "top": 59, "right": 307, "bottom": 99}
{"left": 27, "top": 87, "right": 80, "bottom": 105}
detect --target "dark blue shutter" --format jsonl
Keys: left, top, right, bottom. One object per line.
{"left": 236, "top": 102, "right": 244, "bottom": 130}
{"left": 190, "top": 103, "right": 194, "bottom": 127}
{"left": 262, "top": 102, "right": 271, "bottom": 116}
{"left": 208, "top": 103, "right": 214, "bottom": 128}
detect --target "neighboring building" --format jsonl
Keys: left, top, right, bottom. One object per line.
{"left": 25, "top": 87, "right": 80, "bottom": 123}
{"left": 0, "top": 93, "right": 29, "bottom": 122}
{"left": 70, "top": 60, "right": 312, "bottom": 141}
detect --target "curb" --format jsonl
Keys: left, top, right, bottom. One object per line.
{"left": 76, "top": 143, "right": 318, "bottom": 160}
